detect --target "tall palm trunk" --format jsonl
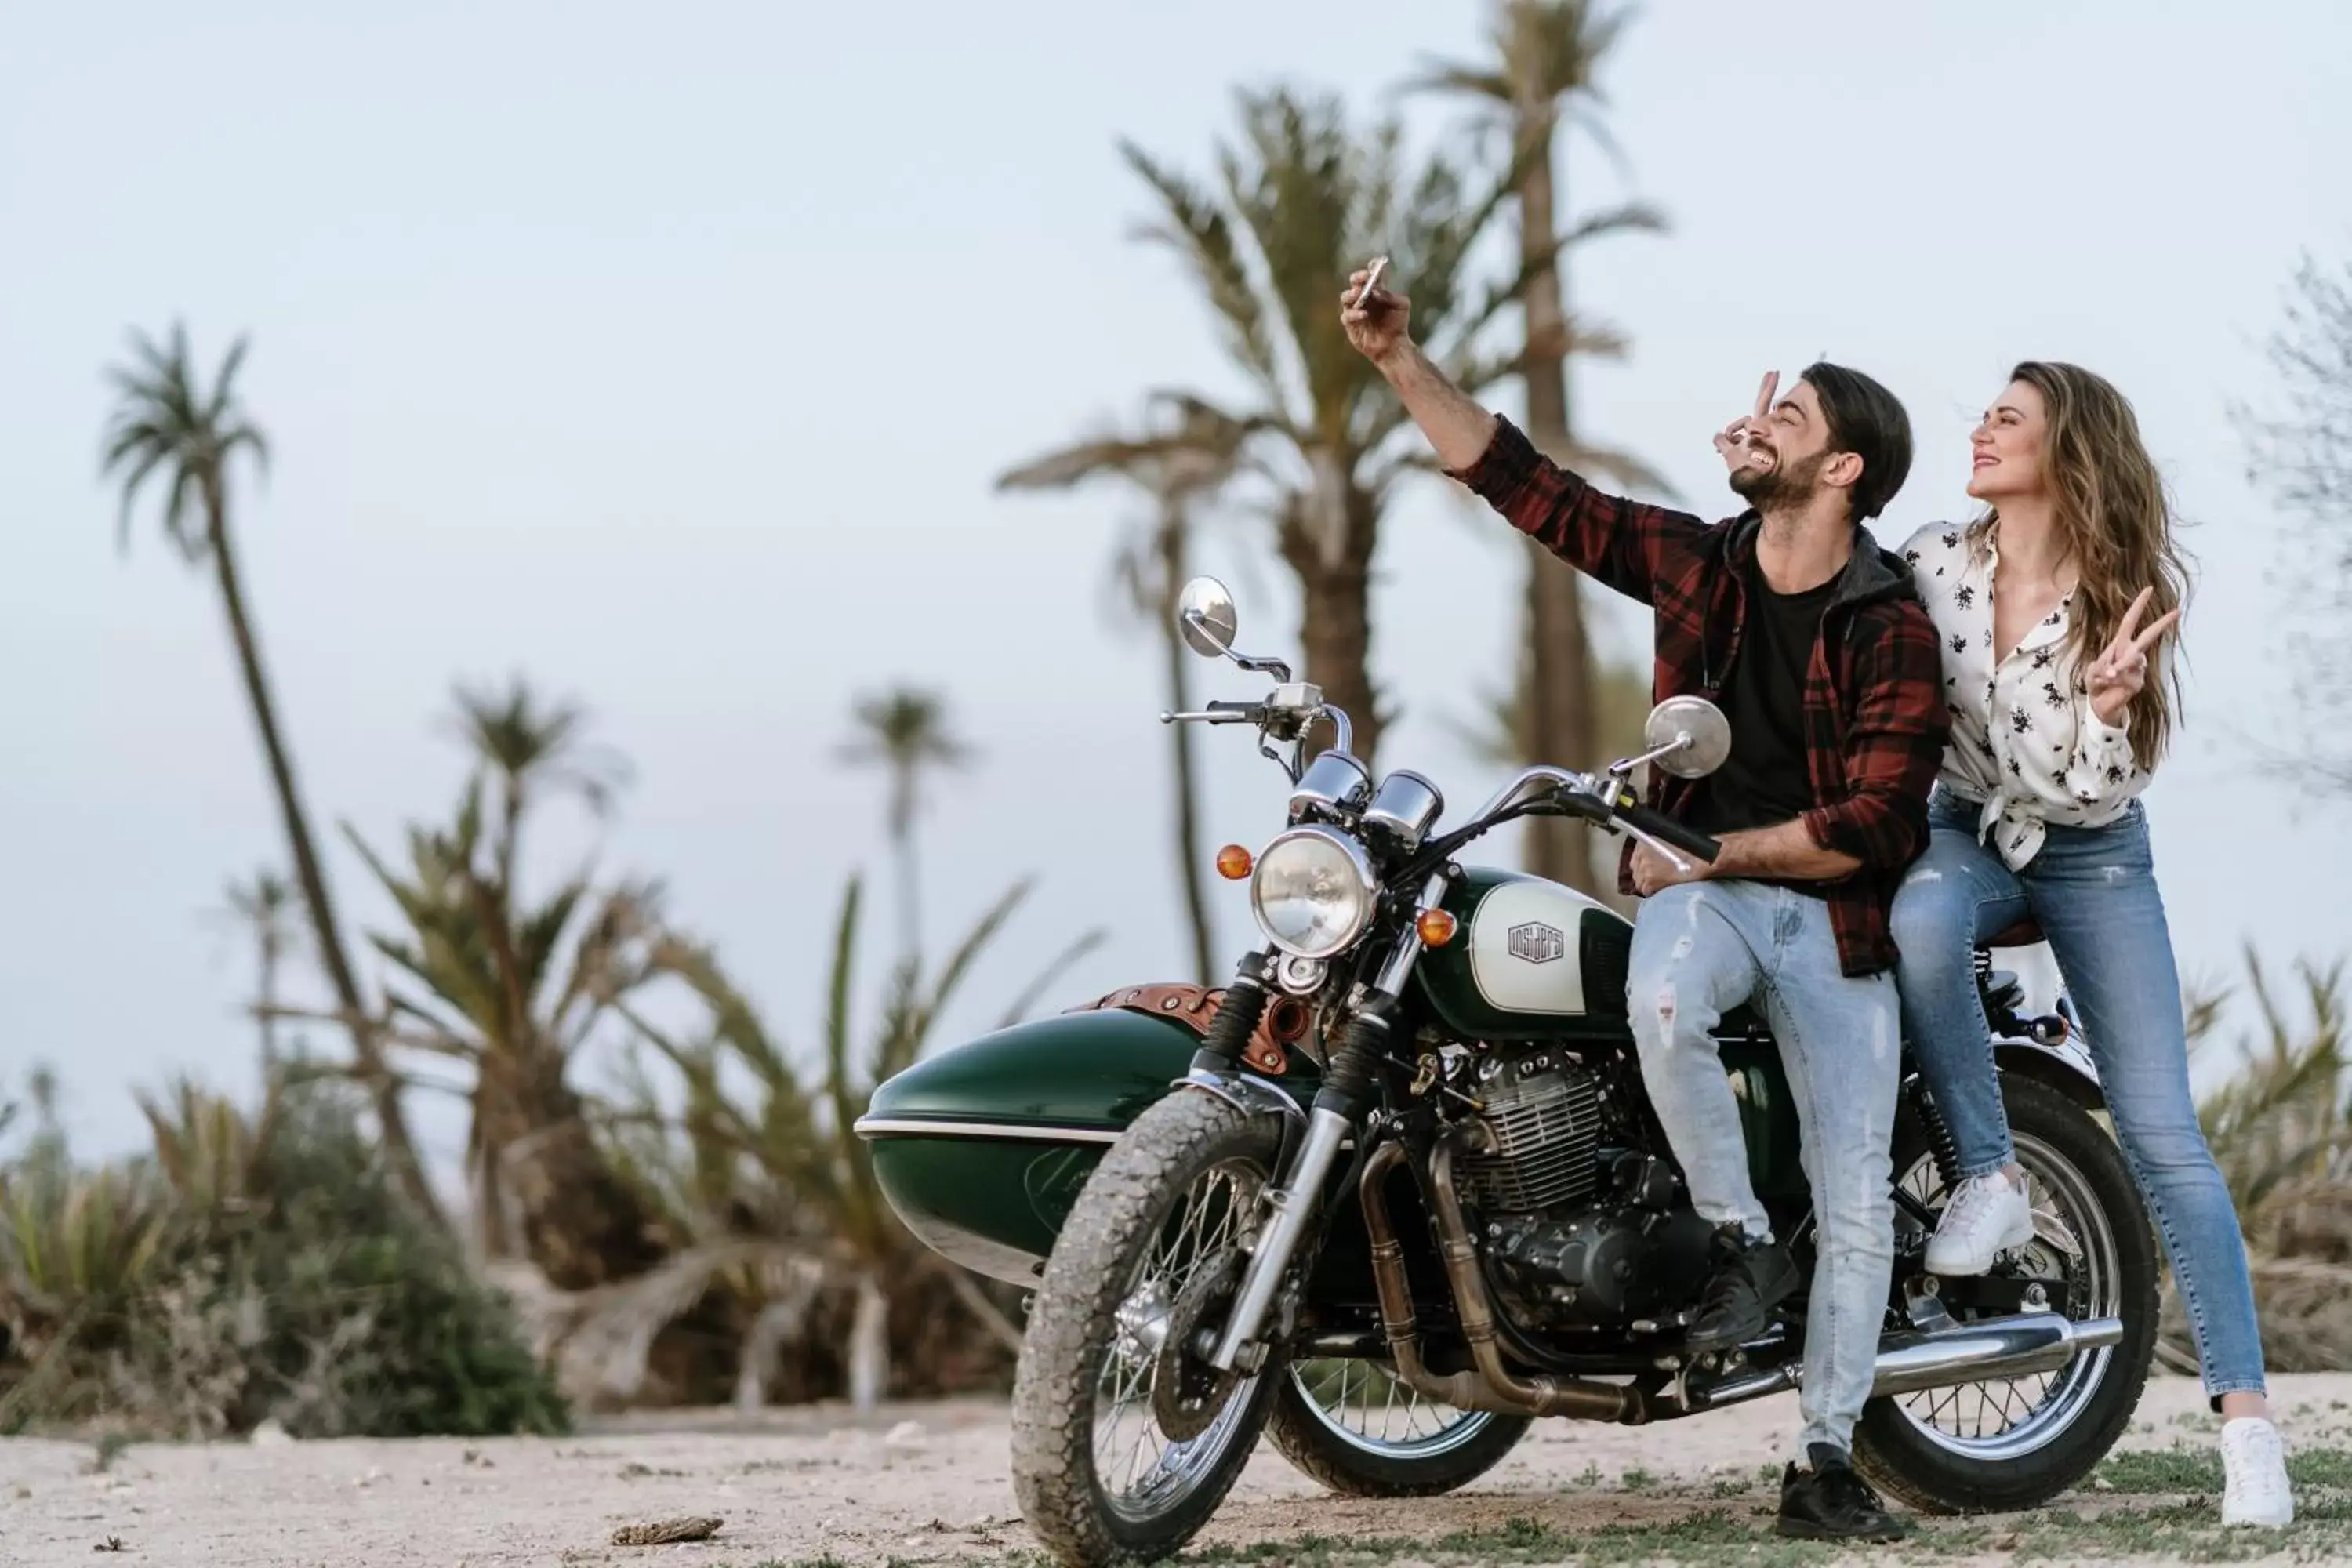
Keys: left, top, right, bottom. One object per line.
{"left": 200, "top": 479, "right": 440, "bottom": 1221}
{"left": 1510, "top": 92, "right": 1603, "bottom": 895}
{"left": 491, "top": 1091, "right": 666, "bottom": 1289}
{"left": 1284, "top": 484, "right": 1385, "bottom": 768}
{"left": 1294, "top": 559, "right": 1381, "bottom": 767}
{"left": 256, "top": 929, "right": 280, "bottom": 1067}
{"left": 1154, "top": 509, "right": 1218, "bottom": 983}
{"left": 890, "top": 794, "right": 921, "bottom": 975}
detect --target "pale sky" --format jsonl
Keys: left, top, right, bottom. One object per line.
{"left": 5, "top": 2, "right": 2350, "bottom": 1163}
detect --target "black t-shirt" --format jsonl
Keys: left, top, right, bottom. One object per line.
{"left": 1686, "top": 561, "right": 1837, "bottom": 863}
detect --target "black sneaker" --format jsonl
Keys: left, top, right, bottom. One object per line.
{"left": 1684, "top": 1225, "right": 1798, "bottom": 1351}
{"left": 1777, "top": 1444, "right": 1908, "bottom": 1542}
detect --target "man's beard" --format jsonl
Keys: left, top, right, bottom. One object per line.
{"left": 1730, "top": 448, "right": 1828, "bottom": 513}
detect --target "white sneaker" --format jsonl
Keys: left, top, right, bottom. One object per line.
{"left": 2220, "top": 1417, "right": 2293, "bottom": 1527}
{"left": 1923, "top": 1171, "right": 2035, "bottom": 1276}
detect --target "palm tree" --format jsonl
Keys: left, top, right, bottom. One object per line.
{"left": 445, "top": 673, "right": 633, "bottom": 892}
{"left": 210, "top": 867, "right": 301, "bottom": 1064}
{"left": 609, "top": 873, "right": 1105, "bottom": 1411}
{"left": 315, "top": 678, "right": 665, "bottom": 1280}
{"left": 997, "top": 397, "right": 1250, "bottom": 982}
{"left": 340, "top": 773, "right": 670, "bottom": 1284}
{"left": 837, "top": 688, "right": 974, "bottom": 971}
{"left": 1406, "top": 2, "right": 1669, "bottom": 891}
{"left": 1117, "top": 84, "right": 1595, "bottom": 766}
{"left": 100, "top": 322, "right": 438, "bottom": 1221}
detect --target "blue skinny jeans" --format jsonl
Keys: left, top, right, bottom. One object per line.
{"left": 1889, "top": 786, "right": 2267, "bottom": 1403}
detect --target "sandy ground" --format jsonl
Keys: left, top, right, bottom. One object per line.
{"left": 2, "top": 1372, "right": 2347, "bottom": 1567}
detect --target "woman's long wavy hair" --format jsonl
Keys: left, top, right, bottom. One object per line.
{"left": 1966, "top": 361, "right": 2193, "bottom": 768}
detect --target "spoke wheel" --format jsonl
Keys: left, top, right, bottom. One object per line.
{"left": 1265, "top": 1356, "right": 1528, "bottom": 1497}
{"left": 1012, "top": 1092, "right": 1284, "bottom": 1566}
{"left": 1098, "top": 1166, "right": 1259, "bottom": 1505}
{"left": 1852, "top": 1074, "right": 2158, "bottom": 1515}
{"left": 1888, "top": 1124, "right": 2118, "bottom": 1457}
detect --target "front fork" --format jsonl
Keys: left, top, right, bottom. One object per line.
{"left": 1193, "top": 873, "right": 1451, "bottom": 1374}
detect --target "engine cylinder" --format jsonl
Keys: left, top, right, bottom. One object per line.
{"left": 1457, "top": 1051, "right": 1603, "bottom": 1213}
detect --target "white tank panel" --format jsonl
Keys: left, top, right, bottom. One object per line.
{"left": 1467, "top": 879, "right": 1611, "bottom": 1017}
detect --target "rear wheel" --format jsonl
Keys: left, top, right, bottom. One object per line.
{"left": 1266, "top": 1357, "right": 1528, "bottom": 1497}
{"left": 1851, "top": 1074, "right": 2158, "bottom": 1514}
{"left": 1011, "top": 1091, "right": 1282, "bottom": 1567}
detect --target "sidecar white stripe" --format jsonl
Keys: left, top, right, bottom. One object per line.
{"left": 852, "top": 1117, "right": 1123, "bottom": 1145}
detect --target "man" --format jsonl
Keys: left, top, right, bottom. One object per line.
{"left": 1342, "top": 267, "right": 1947, "bottom": 1543}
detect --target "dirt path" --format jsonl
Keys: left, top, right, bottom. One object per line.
{"left": 5, "top": 1372, "right": 2350, "bottom": 1566}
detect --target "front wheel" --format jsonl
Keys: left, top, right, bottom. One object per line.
{"left": 1852, "top": 1073, "right": 2158, "bottom": 1514}
{"left": 1011, "top": 1090, "right": 1283, "bottom": 1567}
{"left": 1266, "top": 1358, "right": 1529, "bottom": 1497}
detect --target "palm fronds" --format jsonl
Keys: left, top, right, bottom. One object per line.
{"left": 100, "top": 321, "right": 269, "bottom": 561}
{"left": 585, "top": 870, "right": 1105, "bottom": 1410}
{"left": 336, "top": 680, "right": 670, "bottom": 1283}
{"left": 1109, "top": 82, "right": 1527, "bottom": 763}
{"left": 2157, "top": 950, "right": 2352, "bottom": 1372}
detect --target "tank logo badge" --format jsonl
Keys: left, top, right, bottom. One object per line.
{"left": 1506, "top": 921, "right": 1566, "bottom": 964}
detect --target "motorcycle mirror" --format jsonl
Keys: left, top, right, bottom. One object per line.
{"left": 1643, "top": 695, "right": 1732, "bottom": 779}
{"left": 1176, "top": 576, "right": 1240, "bottom": 659}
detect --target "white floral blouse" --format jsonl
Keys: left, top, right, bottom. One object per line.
{"left": 1898, "top": 521, "right": 2146, "bottom": 869}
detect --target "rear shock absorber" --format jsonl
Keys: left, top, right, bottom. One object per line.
{"left": 1911, "top": 1076, "right": 1964, "bottom": 1192}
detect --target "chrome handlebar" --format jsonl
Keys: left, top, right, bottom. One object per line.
{"left": 1465, "top": 761, "right": 1700, "bottom": 877}
{"left": 1311, "top": 704, "right": 1352, "bottom": 757}
{"left": 1164, "top": 695, "right": 1690, "bottom": 872}
{"left": 1161, "top": 686, "right": 1352, "bottom": 776}
{"left": 1160, "top": 706, "right": 1258, "bottom": 724}
{"left": 1468, "top": 764, "right": 1595, "bottom": 823}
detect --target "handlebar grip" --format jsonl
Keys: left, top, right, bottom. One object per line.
{"left": 1618, "top": 802, "right": 1722, "bottom": 864}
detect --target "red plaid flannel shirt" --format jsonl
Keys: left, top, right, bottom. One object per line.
{"left": 1451, "top": 416, "right": 1949, "bottom": 977}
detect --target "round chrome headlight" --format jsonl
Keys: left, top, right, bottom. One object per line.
{"left": 1249, "top": 826, "right": 1377, "bottom": 960}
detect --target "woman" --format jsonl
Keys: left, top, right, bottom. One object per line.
{"left": 1889, "top": 361, "right": 2291, "bottom": 1527}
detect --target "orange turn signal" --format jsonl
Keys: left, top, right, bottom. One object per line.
{"left": 1416, "top": 909, "right": 1460, "bottom": 948}
{"left": 1215, "top": 844, "right": 1254, "bottom": 881}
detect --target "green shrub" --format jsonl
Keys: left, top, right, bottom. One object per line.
{"left": 1, "top": 1070, "right": 567, "bottom": 1439}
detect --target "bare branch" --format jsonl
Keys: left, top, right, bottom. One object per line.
{"left": 2241, "top": 250, "right": 2352, "bottom": 793}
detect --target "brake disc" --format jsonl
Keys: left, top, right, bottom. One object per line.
{"left": 1151, "top": 1247, "right": 1247, "bottom": 1443}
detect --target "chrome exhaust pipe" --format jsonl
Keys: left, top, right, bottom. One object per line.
{"left": 1871, "top": 1311, "right": 2122, "bottom": 1398}
{"left": 1698, "top": 1312, "right": 2124, "bottom": 1409}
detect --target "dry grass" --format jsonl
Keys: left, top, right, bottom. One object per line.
{"left": 2162, "top": 953, "right": 2352, "bottom": 1374}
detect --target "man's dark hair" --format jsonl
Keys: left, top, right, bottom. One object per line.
{"left": 1800, "top": 361, "right": 1914, "bottom": 524}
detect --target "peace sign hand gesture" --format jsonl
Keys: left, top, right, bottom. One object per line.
{"left": 2086, "top": 586, "right": 2180, "bottom": 728}
{"left": 1712, "top": 371, "right": 1779, "bottom": 475}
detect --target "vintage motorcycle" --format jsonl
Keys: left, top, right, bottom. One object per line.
{"left": 855, "top": 578, "right": 2157, "bottom": 1566}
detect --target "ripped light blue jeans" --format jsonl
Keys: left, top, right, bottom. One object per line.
{"left": 1628, "top": 879, "right": 1900, "bottom": 1460}
{"left": 1890, "top": 785, "right": 2267, "bottom": 1402}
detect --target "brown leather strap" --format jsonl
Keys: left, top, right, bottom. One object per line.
{"left": 1065, "top": 982, "right": 1306, "bottom": 1077}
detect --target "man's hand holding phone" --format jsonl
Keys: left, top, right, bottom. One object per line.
{"left": 1340, "top": 257, "right": 1410, "bottom": 363}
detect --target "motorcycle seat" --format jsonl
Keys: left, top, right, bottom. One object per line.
{"left": 1984, "top": 916, "right": 2045, "bottom": 949}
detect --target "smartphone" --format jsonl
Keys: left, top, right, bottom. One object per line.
{"left": 1352, "top": 256, "right": 1389, "bottom": 310}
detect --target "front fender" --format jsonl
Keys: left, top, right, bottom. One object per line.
{"left": 1174, "top": 1065, "right": 1307, "bottom": 1134}
{"left": 855, "top": 1007, "right": 1314, "bottom": 1283}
